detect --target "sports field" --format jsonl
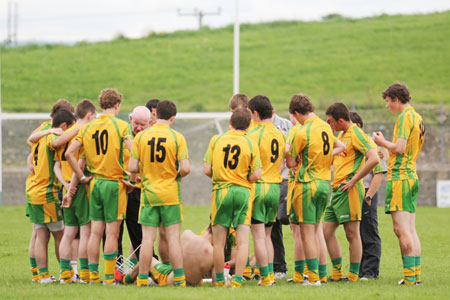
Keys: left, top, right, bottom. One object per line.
{"left": 0, "top": 205, "right": 448, "bottom": 299}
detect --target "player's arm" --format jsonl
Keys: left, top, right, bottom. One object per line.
{"left": 66, "top": 140, "right": 91, "bottom": 184}
{"left": 27, "top": 128, "right": 64, "bottom": 146}
{"left": 332, "top": 138, "right": 346, "bottom": 156}
{"left": 364, "top": 173, "right": 383, "bottom": 206}
{"left": 51, "top": 126, "right": 80, "bottom": 149}
{"left": 372, "top": 132, "right": 406, "bottom": 155}
{"left": 178, "top": 158, "right": 190, "bottom": 178}
{"left": 27, "top": 153, "right": 34, "bottom": 172}
{"left": 203, "top": 162, "right": 212, "bottom": 178}
{"left": 54, "top": 161, "right": 69, "bottom": 191}
{"left": 62, "top": 158, "right": 85, "bottom": 208}
{"left": 340, "top": 148, "right": 379, "bottom": 192}
{"left": 248, "top": 168, "right": 262, "bottom": 182}
{"left": 285, "top": 152, "right": 298, "bottom": 169}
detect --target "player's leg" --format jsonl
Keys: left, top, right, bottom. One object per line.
{"left": 264, "top": 225, "right": 275, "bottom": 282}
{"left": 251, "top": 223, "right": 269, "bottom": 285}
{"left": 137, "top": 225, "right": 157, "bottom": 286}
{"left": 29, "top": 226, "right": 39, "bottom": 282}
{"left": 165, "top": 221, "right": 185, "bottom": 286}
{"left": 323, "top": 221, "right": 342, "bottom": 281}
{"left": 391, "top": 211, "right": 415, "bottom": 284}
{"left": 343, "top": 221, "right": 362, "bottom": 282}
{"left": 290, "top": 223, "right": 305, "bottom": 283}
{"left": 87, "top": 220, "right": 105, "bottom": 283}
{"left": 212, "top": 224, "right": 228, "bottom": 287}
{"left": 59, "top": 225, "right": 78, "bottom": 283}
{"left": 158, "top": 225, "right": 170, "bottom": 264}
{"left": 70, "top": 237, "right": 79, "bottom": 280}
{"left": 317, "top": 222, "right": 328, "bottom": 283}
{"left": 410, "top": 213, "right": 421, "bottom": 284}
{"left": 300, "top": 222, "right": 320, "bottom": 284}
{"left": 103, "top": 220, "right": 121, "bottom": 284}
{"left": 233, "top": 224, "right": 250, "bottom": 287}
{"left": 78, "top": 223, "right": 90, "bottom": 283}
{"left": 35, "top": 227, "right": 51, "bottom": 282}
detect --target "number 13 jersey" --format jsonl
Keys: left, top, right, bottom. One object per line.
{"left": 289, "top": 116, "right": 335, "bottom": 183}
{"left": 76, "top": 114, "right": 132, "bottom": 180}
{"left": 131, "top": 123, "right": 189, "bottom": 206}
{"left": 204, "top": 130, "right": 261, "bottom": 190}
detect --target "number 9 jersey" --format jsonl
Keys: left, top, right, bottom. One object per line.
{"left": 204, "top": 131, "right": 261, "bottom": 190}
{"left": 76, "top": 114, "right": 132, "bottom": 180}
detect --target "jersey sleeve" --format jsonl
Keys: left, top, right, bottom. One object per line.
{"left": 395, "top": 112, "right": 412, "bottom": 140}
{"left": 203, "top": 135, "right": 217, "bottom": 165}
{"left": 130, "top": 132, "right": 141, "bottom": 160}
{"left": 46, "top": 134, "right": 58, "bottom": 151}
{"left": 177, "top": 133, "right": 189, "bottom": 161}
{"left": 352, "top": 127, "right": 374, "bottom": 155}
{"left": 75, "top": 123, "right": 88, "bottom": 145}
{"left": 288, "top": 128, "right": 306, "bottom": 158}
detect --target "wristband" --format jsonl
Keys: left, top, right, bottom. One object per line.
{"left": 80, "top": 175, "right": 86, "bottom": 181}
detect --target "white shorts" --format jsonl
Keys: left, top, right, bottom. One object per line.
{"left": 34, "top": 220, "right": 64, "bottom": 232}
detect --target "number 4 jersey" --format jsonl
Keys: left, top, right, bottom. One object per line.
{"left": 131, "top": 123, "right": 189, "bottom": 206}
{"left": 289, "top": 116, "right": 336, "bottom": 183}
{"left": 204, "top": 130, "right": 261, "bottom": 190}
{"left": 76, "top": 114, "right": 132, "bottom": 180}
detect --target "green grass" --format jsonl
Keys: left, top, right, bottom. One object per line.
{"left": 0, "top": 205, "right": 449, "bottom": 299}
{"left": 1, "top": 12, "right": 450, "bottom": 120}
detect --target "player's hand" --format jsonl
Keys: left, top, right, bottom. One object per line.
{"left": 120, "top": 179, "right": 136, "bottom": 193}
{"left": 61, "top": 193, "right": 72, "bottom": 208}
{"left": 340, "top": 179, "right": 355, "bottom": 193}
{"left": 69, "top": 186, "right": 78, "bottom": 197}
{"left": 79, "top": 175, "right": 93, "bottom": 184}
{"left": 50, "top": 128, "right": 64, "bottom": 136}
{"left": 377, "top": 150, "right": 384, "bottom": 160}
{"left": 372, "top": 132, "right": 385, "bottom": 146}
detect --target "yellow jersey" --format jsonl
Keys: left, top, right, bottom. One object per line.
{"left": 54, "top": 125, "right": 83, "bottom": 183}
{"left": 76, "top": 114, "right": 132, "bottom": 180}
{"left": 247, "top": 122, "right": 286, "bottom": 183}
{"left": 131, "top": 124, "right": 188, "bottom": 206}
{"left": 289, "top": 116, "right": 335, "bottom": 182}
{"left": 204, "top": 130, "right": 261, "bottom": 190}
{"left": 26, "top": 134, "right": 60, "bottom": 204}
{"left": 388, "top": 107, "right": 425, "bottom": 181}
{"left": 332, "top": 124, "right": 376, "bottom": 188}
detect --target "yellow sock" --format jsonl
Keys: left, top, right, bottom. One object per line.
{"left": 346, "top": 272, "right": 358, "bottom": 282}
{"left": 136, "top": 277, "right": 148, "bottom": 287}
{"left": 89, "top": 271, "right": 100, "bottom": 284}
{"left": 79, "top": 269, "right": 89, "bottom": 282}
{"left": 293, "top": 271, "right": 304, "bottom": 283}
{"left": 104, "top": 252, "right": 117, "bottom": 285}
{"left": 231, "top": 280, "right": 242, "bottom": 288}
{"left": 331, "top": 264, "right": 343, "bottom": 280}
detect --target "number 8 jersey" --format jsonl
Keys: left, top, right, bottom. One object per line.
{"left": 204, "top": 130, "right": 261, "bottom": 190}
{"left": 131, "top": 123, "right": 188, "bottom": 206}
{"left": 76, "top": 114, "right": 132, "bottom": 180}
{"left": 289, "top": 116, "right": 335, "bottom": 183}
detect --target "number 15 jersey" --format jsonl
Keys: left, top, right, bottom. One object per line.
{"left": 76, "top": 114, "right": 132, "bottom": 180}
{"left": 204, "top": 130, "right": 261, "bottom": 190}
{"left": 131, "top": 123, "right": 189, "bottom": 206}
{"left": 289, "top": 116, "right": 335, "bottom": 183}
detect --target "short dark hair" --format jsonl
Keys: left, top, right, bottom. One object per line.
{"left": 146, "top": 99, "right": 160, "bottom": 112}
{"left": 50, "top": 99, "right": 74, "bottom": 118}
{"left": 349, "top": 111, "right": 363, "bottom": 128}
{"left": 289, "top": 94, "right": 314, "bottom": 115}
{"left": 230, "top": 108, "right": 251, "bottom": 130}
{"left": 52, "top": 108, "right": 76, "bottom": 128}
{"left": 326, "top": 102, "right": 350, "bottom": 122}
{"left": 229, "top": 94, "right": 250, "bottom": 111}
{"left": 382, "top": 83, "right": 411, "bottom": 104}
{"left": 249, "top": 95, "right": 273, "bottom": 120}
{"left": 156, "top": 100, "right": 177, "bottom": 120}
{"left": 75, "top": 99, "right": 97, "bottom": 119}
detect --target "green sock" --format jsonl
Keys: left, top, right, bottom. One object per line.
{"left": 79, "top": 258, "right": 89, "bottom": 270}
{"left": 233, "top": 274, "right": 243, "bottom": 284}
{"left": 60, "top": 258, "right": 71, "bottom": 271}
{"left": 216, "top": 272, "right": 225, "bottom": 283}
{"left": 319, "top": 264, "right": 327, "bottom": 278}
{"left": 138, "top": 273, "right": 148, "bottom": 280}
{"left": 349, "top": 261, "right": 360, "bottom": 275}
{"left": 415, "top": 256, "right": 421, "bottom": 282}
{"left": 255, "top": 262, "right": 259, "bottom": 268}
{"left": 39, "top": 267, "right": 49, "bottom": 275}
{"left": 306, "top": 259, "right": 319, "bottom": 275}
{"left": 130, "top": 258, "right": 138, "bottom": 266}
{"left": 260, "top": 265, "right": 269, "bottom": 278}
{"left": 162, "top": 261, "right": 172, "bottom": 268}
{"left": 268, "top": 263, "right": 274, "bottom": 274}
{"left": 246, "top": 257, "right": 251, "bottom": 267}
{"left": 294, "top": 260, "right": 305, "bottom": 273}
{"left": 331, "top": 257, "right": 342, "bottom": 267}
{"left": 173, "top": 268, "right": 185, "bottom": 285}
{"left": 125, "top": 273, "right": 134, "bottom": 284}
{"left": 30, "top": 257, "right": 37, "bottom": 269}
{"left": 88, "top": 262, "right": 99, "bottom": 273}
{"left": 402, "top": 256, "right": 416, "bottom": 284}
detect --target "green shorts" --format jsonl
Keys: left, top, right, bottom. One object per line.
{"left": 151, "top": 263, "right": 173, "bottom": 286}
{"left": 139, "top": 204, "right": 183, "bottom": 227}
{"left": 89, "top": 178, "right": 127, "bottom": 223}
{"left": 29, "top": 201, "right": 63, "bottom": 224}
{"left": 63, "top": 184, "right": 90, "bottom": 226}
{"left": 385, "top": 179, "right": 418, "bottom": 213}
{"left": 324, "top": 180, "right": 364, "bottom": 224}
{"left": 252, "top": 183, "right": 280, "bottom": 225}
{"left": 25, "top": 202, "right": 31, "bottom": 217}
{"left": 211, "top": 185, "right": 250, "bottom": 228}
{"left": 290, "top": 180, "right": 329, "bottom": 224}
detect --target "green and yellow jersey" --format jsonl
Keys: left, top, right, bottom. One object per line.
{"left": 289, "top": 116, "right": 335, "bottom": 183}
{"left": 204, "top": 130, "right": 261, "bottom": 190}
{"left": 247, "top": 122, "right": 286, "bottom": 183}
{"left": 26, "top": 134, "right": 60, "bottom": 204}
{"left": 131, "top": 123, "right": 188, "bottom": 206}
{"left": 54, "top": 125, "right": 83, "bottom": 183}
{"left": 286, "top": 123, "right": 302, "bottom": 183}
{"left": 388, "top": 107, "right": 425, "bottom": 181}
{"left": 75, "top": 114, "right": 132, "bottom": 180}
{"left": 332, "top": 124, "right": 375, "bottom": 188}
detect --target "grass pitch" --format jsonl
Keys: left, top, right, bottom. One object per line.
{"left": 0, "top": 205, "right": 449, "bottom": 299}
